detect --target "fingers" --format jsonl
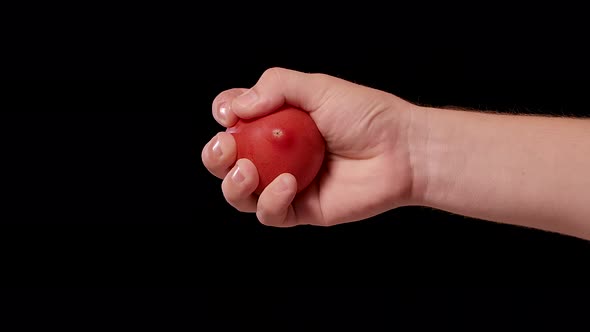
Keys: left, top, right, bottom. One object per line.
{"left": 212, "top": 88, "right": 249, "bottom": 127}
{"left": 230, "top": 67, "right": 334, "bottom": 119}
{"left": 201, "top": 132, "right": 237, "bottom": 179}
{"left": 256, "top": 173, "right": 298, "bottom": 227}
{"left": 221, "top": 158, "right": 259, "bottom": 213}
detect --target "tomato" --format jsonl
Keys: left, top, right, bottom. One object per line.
{"left": 227, "top": 105, "right": 325, "bottom": 195}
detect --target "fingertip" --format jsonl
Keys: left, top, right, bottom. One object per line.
{"left": 221, "top": 158, "right": 260, "bottom": 213}
{"left": 226, "top": 158, "right": 259, "bottom": 189}
{"left": 201, "top": 132, "right": 237, "bottom": 179}
{"left": 215, "top": 101, "right": 238, "bottom": 127}
{"left": 256, "top": 173, "right": 298, "bottom": 227}
{"left": 236, "top": 158, "right": 259, "bottom": 177}
{"left": 271, "top": 173, "right": 297, "bottom": 194}
{"left": 212, "top": 88, "right": 248, "bottom": 127}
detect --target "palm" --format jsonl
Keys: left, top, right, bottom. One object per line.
{"left": 290, "top": 84, "right": 414, "bottom": 226}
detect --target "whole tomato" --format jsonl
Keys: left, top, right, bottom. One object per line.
{"left": 227, "top": 105, "right": 325, "bottom": 195}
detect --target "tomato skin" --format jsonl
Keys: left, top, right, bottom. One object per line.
{"left": 228, "top": 106, "right": 325, "bottom": 195}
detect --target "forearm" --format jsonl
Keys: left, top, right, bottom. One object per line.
{"left": 408, "top": 105, "right": 590, "bottom": 240}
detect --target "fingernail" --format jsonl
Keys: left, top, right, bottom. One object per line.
{"left": 273, "top": 176, "right": 291, "bottom": 194}
{"left": 235, "top": 89, "right": 258, "bottom": 107}
{"left": 211, "top": 136, "right": 222, "bottom": 157}
{"left": 218, "top": 102, "right": 228, "bottom": 122}
{"left": 231, "top": 166, "right": 245, "bottom": 184}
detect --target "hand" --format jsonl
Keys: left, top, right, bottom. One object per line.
{"left": 202, "top": 67, "right": 419, "bottom": 227}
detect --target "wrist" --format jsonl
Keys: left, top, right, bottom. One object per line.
{"left": 406, "top": 105, "right": 436, "bottom": 206}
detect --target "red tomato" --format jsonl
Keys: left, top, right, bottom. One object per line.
{"left": 227, "top": 105, "right": 325, "bottom": 195}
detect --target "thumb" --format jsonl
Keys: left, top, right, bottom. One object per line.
{"left": 230, "top": 67, "right": 334, "bottom": 119}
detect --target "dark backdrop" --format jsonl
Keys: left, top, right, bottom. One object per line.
{"left": 2, "top": 22, "right": 590, "bottom": 329}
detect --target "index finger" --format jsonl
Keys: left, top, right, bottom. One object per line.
{"left": 230, "top": 67, "right": 332, "bottom": 119}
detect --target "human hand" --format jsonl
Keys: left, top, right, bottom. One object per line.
{"left": 202, "top": 67, "right": 419, "bottom": 227}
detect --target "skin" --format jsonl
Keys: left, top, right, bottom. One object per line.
{"left": 202, "top": 67, "right": 590, "bottom": 241}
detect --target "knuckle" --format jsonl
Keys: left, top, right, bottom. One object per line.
{"left": 263, "top": 66, "right": 283, "bottom": 75}
{"left": 308, "top": 72, "right": 330, "bottom": 82}
{"left": 308, "top": 72, "right": 324, "bottom": 78}
{"left": 262, "top": 67, "right": 285, "bottom": 82}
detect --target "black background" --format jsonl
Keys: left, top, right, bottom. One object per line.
{"left": 2, "top": 10, "right": 590, "bottom": 329}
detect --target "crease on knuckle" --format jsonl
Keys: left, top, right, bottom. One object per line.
{"left": 262, "top": 67, "right": 285, "bottom": 91}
